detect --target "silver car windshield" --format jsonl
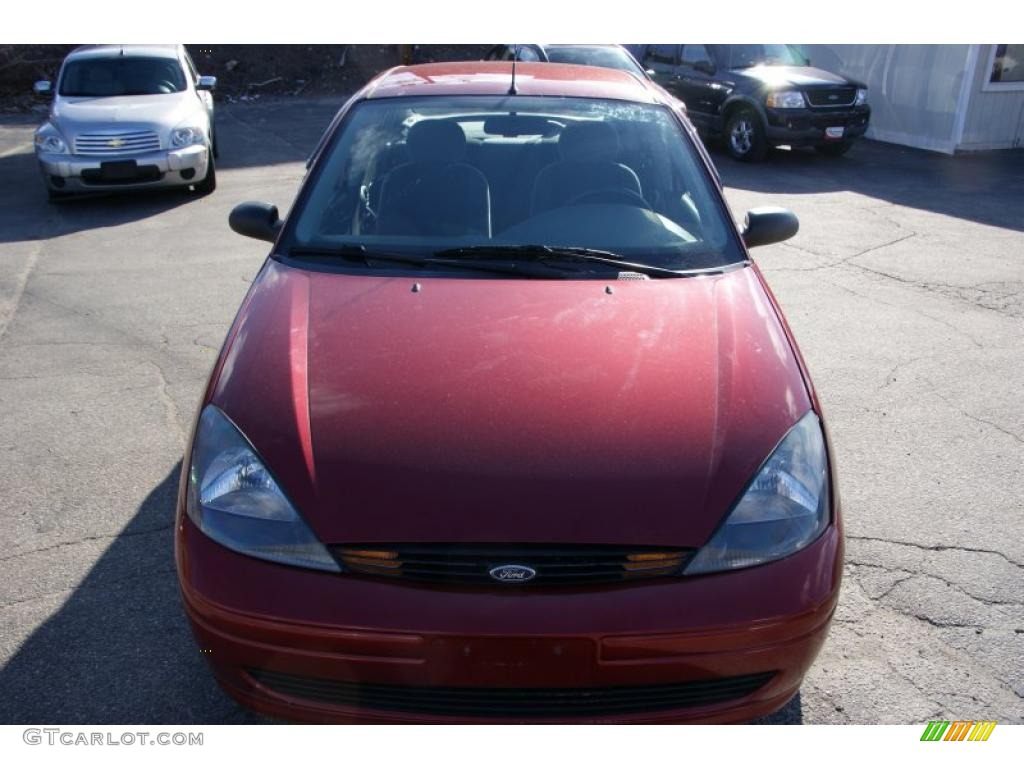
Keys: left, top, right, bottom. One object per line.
{"left": 290, "top": 96, "right": 743, "bottom": 270}
{"left": 59, "top": 57, "right": 187, "bottom": 97}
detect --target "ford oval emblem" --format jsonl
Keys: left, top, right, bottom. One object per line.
{"left": 489, "top": 564, "right": 537, "bottom": 583}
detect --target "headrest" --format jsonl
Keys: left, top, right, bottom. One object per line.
{"left": 406, "top": 120, "right": 467, "bottom": 163}
{"left": 558, "top": 121, "right": 620, "bottom": 162}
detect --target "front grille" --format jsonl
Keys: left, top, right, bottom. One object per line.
{"left": 333, "top": 544, "right": 695, "bottom": 586}
{"left": 804, "top": 88, "right": 857, "bottom": 108}
{"left": 248, "top": 668, "right": 775, "bottom": 717}
{"left": 74, "top": 130, "right": 161, "bottom": 155}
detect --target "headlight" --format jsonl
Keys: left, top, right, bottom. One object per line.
{"left": 186, "top": 405, "right": 340, "bottom": 572}
{"left": 765, "top": 90, "right": 805, "bottom": 109}
{"left": 34, "top": 125, "right": 68, "bottom": 154}
{"left": 170, "top": 126, "right": 205, "bottom": 148}
{"left": 685, "top": 411, "right": 830, "bottom": 575}
{"left": 855, "top": 88, "right": 868, "bottom": 106}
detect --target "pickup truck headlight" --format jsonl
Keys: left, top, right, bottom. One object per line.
{"left": 855, "top": 88, "right": 868, "bottom": 106}
{"left": 765, "top": 90, "right": 805, "bottom": 109}
{"left": 34, "top": 124, "right": 68, "bottom": 154}
{"left": 685, "top": 411, "right": 830, "bottom": 575}
{"left": 185, "top": 405, "right": 340, "bottom": 572}
{"left": 170, "top": 126, "right": 206, "bottom": 148}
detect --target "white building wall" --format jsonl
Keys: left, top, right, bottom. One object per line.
{"left": 800, "top": 44, "right": 974, "bottom": 154}
{"left": 959, "top": 45, "right": 1024, "bottom": 151}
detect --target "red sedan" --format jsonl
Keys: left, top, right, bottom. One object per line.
{"left": 176, "top": 61, "right": 842, "bottom": 723}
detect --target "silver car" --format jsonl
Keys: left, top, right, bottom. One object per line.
{"left": 33, "top": 44, "right": 217, "bottom": 200}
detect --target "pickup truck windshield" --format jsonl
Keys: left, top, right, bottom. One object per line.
{"left": 288, "top": 95, "right": 743, "bottom": 272}
{"left": 60, "top": 57, "right": 187, "bottom": 97}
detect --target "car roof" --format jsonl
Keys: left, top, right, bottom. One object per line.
{"left": 363, "top": 62, "right": 659, "bottom": 103}
{"left": 67, "top": 44, "right": 181, "bottom": 61}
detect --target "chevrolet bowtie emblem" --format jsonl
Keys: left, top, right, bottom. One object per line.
{"left": 107, "top": 138, "right": 125, "bottom": 148}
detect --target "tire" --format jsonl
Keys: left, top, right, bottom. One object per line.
{"left": 815, "top": 141, "right": 853, "bottom": 157}
{"left": 211, "top": 129, "right": 219, "bottom": 159}
{"left": 193, "top": 150, "right": 216, "bottom": 195}
{"left": 725, "top": 108, "right": 768, "bottom": 162}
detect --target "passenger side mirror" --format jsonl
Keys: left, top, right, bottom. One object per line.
{"left": 742, "top": 207, "right": 799, "bottom": 248}
{"left": 694, "top": 61, "right": 715, "bottom": 75}
{"left": 197, "top": 75, "right": 217, "bottom": 91}
{"left": 229, "top": 202, "right": 282, "bottom": 243}
{"left": 33, "top": 80, "right": 52, "bottom": 98}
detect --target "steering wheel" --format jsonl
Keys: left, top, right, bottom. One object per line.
{"left": 155, "top": 81, "right": 176, "bottom": 94}
{"left": 564, "top": 187, "right": 653, "bottom": 210}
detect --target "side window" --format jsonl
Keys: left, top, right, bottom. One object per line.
{"left": 644, "top": 45, "right": 679, "bottom": 67}
{"left": 680, "top": 45, "right": 713, "bottom": 71}
{"left": 516, "top": 47, "right": 541, "bottom": 62}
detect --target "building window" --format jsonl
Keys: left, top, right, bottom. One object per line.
{"left": 985, "top": 44, "right": 1024, "bottom": 91}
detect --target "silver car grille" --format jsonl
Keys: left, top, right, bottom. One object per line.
{"left": 74, "top": 130, "right": 161, "bottom": 156}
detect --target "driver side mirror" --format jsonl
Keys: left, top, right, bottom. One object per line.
{"left": 33, "top": 80, "right": 52, "bottom": 98}
{"left": 197, "top": 75, "right": 217, "bottom": 91}
{"left": 742, "top": 207, "right": 799, "bottom": 248}
{"left": 229, "top": 201, "right": 282, "bottom": 243}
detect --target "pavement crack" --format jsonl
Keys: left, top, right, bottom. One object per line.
{"left": 1, "top": 523, "right": 175, "bottom": 564}
{"left": 847, "top": 535, "right": 1024, "bottom": 570}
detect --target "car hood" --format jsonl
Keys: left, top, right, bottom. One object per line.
{"left": 51, "top": 93, "right": 199, "bottom": 139}
{"left": 731, "top": 64, "right": 860, "bottom": 89}
{"left": 211, "top": 260, "right": 811, "bottom": 547}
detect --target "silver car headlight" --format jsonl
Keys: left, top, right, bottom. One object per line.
{"left": 170, "top": 126, "right": 206, "bottom": 148}
{"left": 685, "top": 411, "right": 830, "bottom": 575}
{"left": 765, "top": 90, "right": 805, "bottom": 109}
{"left": 34, "top": 124, "right": 68, "bottom": 154}
{"left": 855, "top": 88, "right": 868, "bottom": 106}
{"left": 186, "top": 405, "right": 340, "bottom": 572}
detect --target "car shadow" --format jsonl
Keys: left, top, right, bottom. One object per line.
{"left": 749, "top": 691, "right": 803, "bottom": 724}
{"left": 709, "top": 138, "right": 1024, "bottom": 233}
{"left": 0, "top": 148, "right": 197, "bottom": 245}
{"left": 0, "top": 462, "right": 264, "bottom": 723}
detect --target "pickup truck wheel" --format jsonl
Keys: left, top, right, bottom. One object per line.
{"left": 725, "top": 108, "right": 768, "bottom": 162}
{"left": 815, "top": 141, "right": 853, "bottom": 157}
{"left": 193, "top": 151, "right": 216, "bottom": 195}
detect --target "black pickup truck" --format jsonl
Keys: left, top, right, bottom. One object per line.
{"left": 639, "top": 44, "right": 871, "bottom": 161}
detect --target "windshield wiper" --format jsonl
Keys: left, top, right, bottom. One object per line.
{"left": 285, "top": 244, "right": 565, "bottom": 278}
{"left": 434, "top": 244, "right": 690, "bottom": 279}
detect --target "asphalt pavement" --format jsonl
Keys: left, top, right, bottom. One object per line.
{"left": 0, "top": 99, "right": 1021, "bottom": 724}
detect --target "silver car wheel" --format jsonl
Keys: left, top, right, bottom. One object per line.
{"left": 730, "top": 119, "right": 754, "bottom": 156}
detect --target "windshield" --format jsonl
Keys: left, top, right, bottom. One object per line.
{"left": 717, "top": 44, "right": 806, "bottom": 69}
{"left": 543, "top": 47, "right": 646, "bottom": 77}
{"left": 59, "top": 56, "right": 187, "bottom": 97}
{"left": 287, "top": 95, "right": 742, "bottom": 273}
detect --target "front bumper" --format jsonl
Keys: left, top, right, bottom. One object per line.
{"left": 35, "top": 144, "right": 208, "bottom": 192}
{"left": 764, "top": 105, "right": 871, "bottom": 146}
{"left": 176, "top": 513, "right": 843, "bottom": 724}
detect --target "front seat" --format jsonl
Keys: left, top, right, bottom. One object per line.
{"left": 376, "top": 121, "right": 491, "bottom": 238}
{"left": 530, "top": 121, "right": 642, "bottom": 215}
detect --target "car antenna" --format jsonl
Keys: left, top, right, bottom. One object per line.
{"left": 508, "top": 45, "right": 519, "bottom": 95}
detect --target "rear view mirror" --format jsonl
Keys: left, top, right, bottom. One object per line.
{"left": 197, "top": 75, "right": 217, "bottom": 91}
{"left": 229, "top": 201, "right": 282, "bottom": 243}
{"left": 742, "top": 207, "right": 799, "bottom": 248}
{"left": 33, "top": 80, "right": 52, "bottom": 97}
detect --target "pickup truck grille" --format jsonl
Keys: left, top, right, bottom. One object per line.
{"left": 334, "top": 544, "right": 694, "bottom": 586}
{"left": 74, "top": 130, "right": 161, "bottom": 155}
{"left": 804, "top": 88, "right": 857, "bottom": 108}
